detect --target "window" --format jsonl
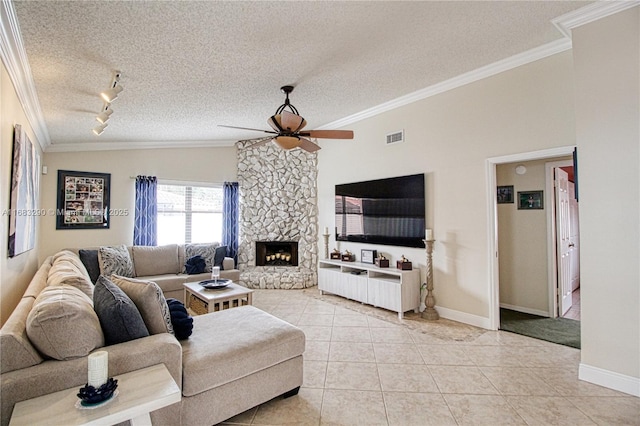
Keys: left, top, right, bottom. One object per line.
{"left": 157, "top": 183, "right": 223, "bottom": 245}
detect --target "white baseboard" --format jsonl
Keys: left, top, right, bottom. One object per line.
{"left": 579, "top": 363, "right": 640, "bottom": 397}
{"left": 436, "top": 306, "right": 492, "bottom": 329}
{"left": 499, "top": 303, "right": 550, "bottom": 318}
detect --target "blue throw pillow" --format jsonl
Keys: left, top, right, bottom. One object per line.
{"left": 93, "top": 276, "right": 149, "bottom": 345}
{"left": 166, "top": 298, "right": 193, "bottom": 340}
{"left": 185, "top": 255, "right": 206, "bottom": 275}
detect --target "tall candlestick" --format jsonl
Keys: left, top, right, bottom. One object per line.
{"left": 422, "top": 239, "right": 439, "bottom": 320}
{"left": 88, "top": 351, "right": 108, "bottom": 388}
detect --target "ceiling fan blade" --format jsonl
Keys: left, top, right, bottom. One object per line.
{"left": 239, "top": 137, "right": 274, "bottom": 149}
{"left": 218, "top": 125, "right": 277, "bottom": 134}
{"left": 298, "top": 137, "right": 321, "bottom": 153}
{"left": 281, "top": 110, "right": 306, "bottom": 132}
{"left": 299, "top": 130, "right": 353, "bottom": 139}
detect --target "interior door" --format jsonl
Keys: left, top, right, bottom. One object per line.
{"left": 555, "top": 167, "right": 572, "bottom": 315}
{"left": 568, "top": 182, "right": 580, "bottom": 293}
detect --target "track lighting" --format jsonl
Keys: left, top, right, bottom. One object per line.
{"left": 92, "top": 71, "right": 123, "bottom": 136}
{"left": 100, "top": 72, "right": 123, "bottom": 103}
{"left": 92, "top": 123, "right": 108, "bottom": 136}
{"left": 96, "top": 106, "right": 113, "bottom": 124}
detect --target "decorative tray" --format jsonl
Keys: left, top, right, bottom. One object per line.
{"left": 199, "top": 279, "right": 231, "bottom": 289}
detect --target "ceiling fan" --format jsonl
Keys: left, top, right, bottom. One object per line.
{"left": 219, "top": 85, "right": 354, "bottom": 153}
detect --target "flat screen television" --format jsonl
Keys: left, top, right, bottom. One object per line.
{"left": 335, "top": 174, "right": 426, "bottom": 248}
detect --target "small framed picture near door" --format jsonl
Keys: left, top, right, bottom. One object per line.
{"left": 497, "top": 185, "right": 513, "bottom": 204}
{"left": 518, "top": 190, "right": 543, "bottom": 210}
{"left": 361, "top": 249, "right": 377, "bottom": 264}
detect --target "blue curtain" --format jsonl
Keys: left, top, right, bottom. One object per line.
{"left": 134, "top": 176, "right": 157, "bottom": 246}
{"left": 222, "top": 181, "right": 239, "bottom": 264}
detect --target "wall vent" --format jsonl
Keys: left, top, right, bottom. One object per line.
{"left": 386, "top": 130, "right": 404, "bottom": 145}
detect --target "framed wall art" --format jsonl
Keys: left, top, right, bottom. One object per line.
{"left": 56, "top": 170, "right": 111, "bottom": 229}
{"left": 497, "top": 185, "right": 514, "bottom": 204}
{"left": 361, "top": 249, "right": 377, "bottom": 264}
{"left": 517, "top": 190, "right": 543, "bottom": 210}
{"left": 8, "top": 124, "right": 40, "bottom": 257}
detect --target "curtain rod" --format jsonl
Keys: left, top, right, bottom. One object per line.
{"left": 129, "top": 176, "right": 228, "bottom": 185}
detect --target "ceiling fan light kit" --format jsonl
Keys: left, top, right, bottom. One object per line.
{"left": 93, "top": 71, "right": 123, "bottom": 136}
{"left": 219, "top": 85, "right": 354, "bottom": 152}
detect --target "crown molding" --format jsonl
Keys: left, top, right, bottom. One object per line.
{"left": 0, "top": 0, "right": 50, "bottom": 151}
{"left": 45, "top": 139, "right": 237, "bottom": 153}
{"left": 318, "top": 38, "right": 572, "bottom": 130}
{"left": 552, "top": 0, "right": 640, "bottom": 39}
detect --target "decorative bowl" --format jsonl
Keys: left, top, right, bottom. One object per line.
{"left": 77, "top": 377, "right": 118, "bottom": 405}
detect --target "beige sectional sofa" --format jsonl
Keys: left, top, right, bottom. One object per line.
{"left": 70, "top": 243, "right": 240, "bottom": 303}
{"left": 0, "top": 250, "right": 305, "bottom": 426}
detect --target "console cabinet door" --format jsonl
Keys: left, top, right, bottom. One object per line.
{"left": 368, "top": 278, "right": 401, "bottom": 311}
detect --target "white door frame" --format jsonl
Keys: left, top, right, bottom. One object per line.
{"left": 486, "top": 146, "right": 575, "bottom": 330}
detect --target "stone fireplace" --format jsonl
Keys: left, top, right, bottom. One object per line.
{"left": 236, "top": 141, "right": 318, "bottom": 289}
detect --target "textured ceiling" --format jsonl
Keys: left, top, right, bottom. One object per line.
{"left": 12, "top": 1, "right": 592, "bottom": 149}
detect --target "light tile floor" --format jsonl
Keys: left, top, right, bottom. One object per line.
{"left": 563, "top": 288, "right": 581, "bottom": 321}
{"left": 222, "top": 289, "right": 638, "bottom": 425}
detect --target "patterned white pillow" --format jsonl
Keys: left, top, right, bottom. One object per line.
{"left": 98, "top": 245, "right": 134, "bottom": 278}
{"left": 184, "top": 243, "right": 218, "bottom": 273}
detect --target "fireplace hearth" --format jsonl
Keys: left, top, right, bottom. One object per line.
{"left": 255, "top": 241, "right": 298, "bottom": 267}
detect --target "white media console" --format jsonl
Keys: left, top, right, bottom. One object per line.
{"left": 318, "top": 259, "right": 421, "bottom": 319}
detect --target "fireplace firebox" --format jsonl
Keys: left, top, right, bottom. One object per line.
{"left": 255, "top": 241, "right": 298, "bottom": 267}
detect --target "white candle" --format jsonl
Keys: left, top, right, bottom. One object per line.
{"left": 324, "top": 226, "right": 329, "bottom": 234}
{"left": 425, "top": 229, "right": 433, "bottom": 240}
{"left": 88, "top": 351, "right": 108, "bottom": 388}
{"left": 211, "top": 266, "right": 220, "bottom": 280}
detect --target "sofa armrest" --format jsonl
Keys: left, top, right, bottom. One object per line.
{"left": 222, "top": 257, "right": 235, "bottom": 271}
{"left": 0, "top": 333, "right": 181, "bottom": 426}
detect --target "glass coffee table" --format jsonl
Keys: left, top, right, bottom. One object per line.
{"left": 183, "top": 280, "right": 253, "bottom": 315}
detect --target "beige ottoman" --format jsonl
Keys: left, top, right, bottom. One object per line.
{"left": 179, "top": 306, "right": 305, "bottom": 425}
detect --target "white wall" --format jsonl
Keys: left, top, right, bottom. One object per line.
{"left": 0, "top": 62, "right": 43, "bottom": 325}
{"left": 39, "top": 147, "right": 237, "bottom": 259}
{"left": 572, "top": 7, "right": 639, "bottom": 390}
{"left": 318, "top": 51, "right": 576, "bottom": 323}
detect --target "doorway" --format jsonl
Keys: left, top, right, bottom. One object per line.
{"left": 487, "top": 146, "right": 578, "bottom": 330}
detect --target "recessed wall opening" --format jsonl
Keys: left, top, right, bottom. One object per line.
{"left": 255, "top": 241, "right": 298, "bottom": 267}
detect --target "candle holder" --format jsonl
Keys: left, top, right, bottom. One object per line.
{"left": 323, "top": 233, "right": 330, "bottom": 259}
{"left": 77, "top": 377, "right": 118, "bottom": 406}
{"left": 422, "top": 239, "right": 439, "bottom": 320}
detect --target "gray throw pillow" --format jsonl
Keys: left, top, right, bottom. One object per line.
{"left": 214, "top": 245, "right": 227, "bottom": 269}
{"left": 98, "top": 245, "right": 134, "bottom": 277}
{"left": 93, "top": 276, "right": 149, "bottom": 345}
{"left": 79, "top": 249, "right": 100, "bottom": 284}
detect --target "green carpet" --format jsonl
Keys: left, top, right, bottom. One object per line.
{"left": 500, "top": 308, "right": 581, "bottom": 349}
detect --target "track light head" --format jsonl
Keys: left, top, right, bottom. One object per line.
{"left": 100, "top": 85, "right": 123, "bottom": 103}
{"left": 96, "top": 108, "right": 113, "bottom": 124}
{"left": 92, "top": 123, "right": 108, "bottom": 136}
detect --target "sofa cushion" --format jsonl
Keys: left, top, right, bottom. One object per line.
{"left": 166, "top": 298, "right": 193, "bottom": 340}
{"left": 98, "top": 245, "right": 134, "bottom": 278}
{"left": 110, "top": 275, "right": 174, "bottom": 336}
{"left": 47, "top": 250, "right": 94, "bottom": 299}
{"left": 79, "top": 249, "right": 101, "bottom": 284}
{"left": 184, "top": 243, "right": 219, "bottom": 273}
{"left": 94, "top": 276, "right": 149, "bottom": 345}
{"left": 132, "top": 244, "right": 180, "bottom": 276}
{"left": 136, "top": 274, "right": 187, "bottom": 294}
{"left": 26, "top": 285, "right": 104, "bottom": 360}
{"left": 180, "top": 305, "right": 305, "bottom": 397}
